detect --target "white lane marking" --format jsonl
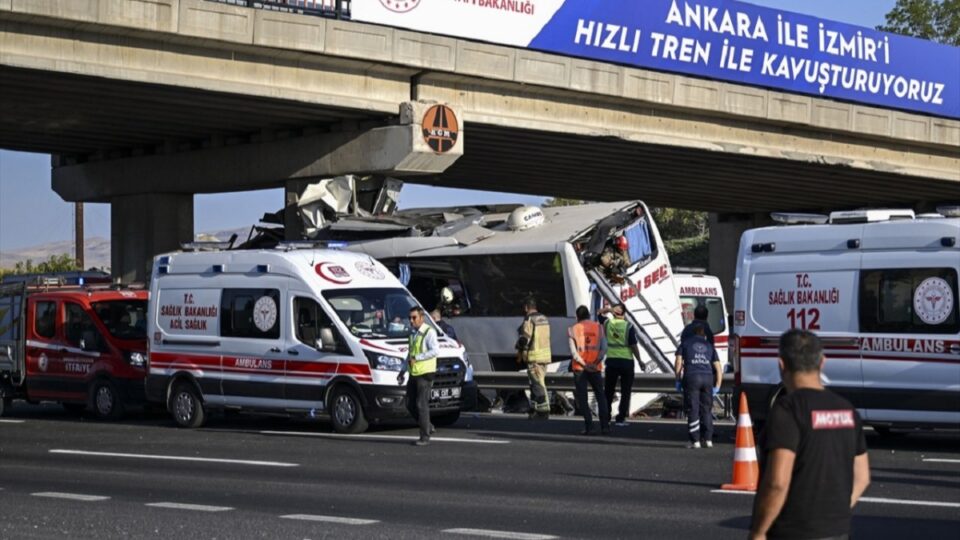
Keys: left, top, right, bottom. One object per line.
{"left": 49, "top": 449, "right": 298, "bottom": 468}
{"left": 280, "top": 514, "right": 379, "bottom": 525}
{"left": 443, "top": 528, "right": 559, "bottom": 540}
{"left": 923, "top": 458, "right": 960, "bottom": 464}
{"left": 146, "top": 502, "right": 233, "bottom": 512}
{"left": 0, "top": 419, "right": 25, "bottom": 423}
{"left": 32, "top": 492, "right": 109, "bottom": 502}
{"left": 260, "top": 431, "right": 509, "bottom": 445}
{"left": 711, "top": 490, "right": 960, "bottom": 508}
{"left": 859, "top": 497, "right": 960, "bottom": 508}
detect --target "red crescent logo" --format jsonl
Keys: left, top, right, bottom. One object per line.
{"left": 315, "top": 262, "right": 352, "bottom": 285}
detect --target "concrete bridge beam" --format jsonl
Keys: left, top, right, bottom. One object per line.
{"left": 53, "top": 101, "right": 464, "bottom": 202}
{"left": 111, "top": 193, "right": 193, "bottom": 283}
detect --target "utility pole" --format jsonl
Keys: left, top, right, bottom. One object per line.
{"left": 74, "top": 202, "right": 84, "bottom": 270}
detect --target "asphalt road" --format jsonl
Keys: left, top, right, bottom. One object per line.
{"left": 0, "top": 404, "right": 958, "bottom": 539}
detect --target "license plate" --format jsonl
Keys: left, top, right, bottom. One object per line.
{"left": 431, "top": 387, "right": 461, "bottom": 400}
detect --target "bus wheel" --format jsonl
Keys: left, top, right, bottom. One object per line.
{"left": 329, "top": 386, "right": 368, "bottom": 434}
{"left": 170, "top": 382, "right": 206, "bottom": 428}
{"left": 92, "top": 380, "right": 125, "bottom": 420}
{"left": 432, "top": 410, "right": 460, "bottom": 427}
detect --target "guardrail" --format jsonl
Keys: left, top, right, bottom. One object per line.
{"left": 474, "top": 372, "right": 736, "bottom": 416}
{"left": 205, "top": 0, "right": 351, "bottom": 19}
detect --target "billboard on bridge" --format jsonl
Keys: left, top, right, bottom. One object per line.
{"left": 353, "top": 0, "right": 960, "bottom": 119}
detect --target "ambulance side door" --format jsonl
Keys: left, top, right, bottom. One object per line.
{"left": 218, "top": 287, "right": 286, "bottom": 407}
{"left": 857, "top": 255, "right": 960, "bottom": 424}
{"left": 285, "top": 294, "right": 352, "bottom": 408}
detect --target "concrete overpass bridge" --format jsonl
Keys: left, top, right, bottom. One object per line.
{"left": 1, "top": 0, "right": 958, "bottom": 282}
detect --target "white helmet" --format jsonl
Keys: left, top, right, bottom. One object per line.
{"left": 506, "top": 206, "right": 545, "bottom": 231}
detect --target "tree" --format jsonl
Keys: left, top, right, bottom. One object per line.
{"left": 650, "top": 207, "right": 708, "bottom": 240}
{"left": 878, "top": 0, "right": 960, "bottom": 45}
{"left": 542, "top": 197, "right": 587, "bottom": 207}
{"left": 0, "top": 254, "right": 79, "bottom": 278}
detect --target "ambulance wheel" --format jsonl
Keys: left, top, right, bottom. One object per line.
{"left": 432, "top": 410, "right": 460, "bottom": 427}
{"left": 329, "top": 386, "right": 368, "bottom": 434}
{"left": 92, "top": 380, "right": 125, "bottom": 420}
{"left": 170, "top": 382, "right": 206, "bottom": 428}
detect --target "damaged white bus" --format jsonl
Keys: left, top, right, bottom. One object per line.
{"left": 341, "top": 201, "right": 690, "bottom": 414}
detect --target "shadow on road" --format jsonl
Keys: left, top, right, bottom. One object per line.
{"left": 6, "top": 402, "right": 959, "bottom": 454}
{"left": 560, "top": 471, "right": 719, "bottom": 489}
{"left": 715, "top": 514, "right": 960, "bottom": 538}
{"left": 851, "top": 515, "right": 960, "bottom": 538}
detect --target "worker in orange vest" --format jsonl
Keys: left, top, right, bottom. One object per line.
{"left": 568, "top": 305, "right": 610, "bottom": 435}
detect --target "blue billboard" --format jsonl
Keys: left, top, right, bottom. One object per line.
{"left": 354, "top": 0, "right": 960, "bottom": 119}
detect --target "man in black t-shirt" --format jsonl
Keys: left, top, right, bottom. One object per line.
{"left": 750, "top": 329, "right": 871, "bottom": 540}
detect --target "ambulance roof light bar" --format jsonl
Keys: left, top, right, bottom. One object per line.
{"left": 770, "top": 212, "right": 828, "bottom": 225}
{"left": 829, "top": 209, "right": 915, "bottom": 224}
{"left": 674, "top": 266, "right": 707, "bottom": 274}
{"left": 277, "top": 240, "right": 347, "bottom": 251}
{"left": 277, "top": 241, "right": 324, "bottom": 251}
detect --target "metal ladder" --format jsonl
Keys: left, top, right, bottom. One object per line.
{"left": 588, "top": 268, "right": 727, "bottom": 413}
{"left": 586, "top": 269, "right": 676, "bottom": 375}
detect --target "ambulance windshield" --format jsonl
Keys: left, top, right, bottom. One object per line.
{"left": 322, "top": 287, "right": 427, "bottom": 339}
{"left": 680, "top": 296, "right": 726, "bottom": 335}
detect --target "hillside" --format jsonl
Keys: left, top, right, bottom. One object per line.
{"left": 0, "top": 226, "right": 250, "bottom": 271}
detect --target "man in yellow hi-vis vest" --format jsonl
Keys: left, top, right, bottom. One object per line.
{"left": 599, "top": 304, "right": 645, "bottom": 427}
{"left": 516, "top": 298, "right": 552, "bottom": 419}
{"left": 402, "top": 307, "right": 439, "bottom": 446}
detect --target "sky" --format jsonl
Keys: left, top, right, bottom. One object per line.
{"left": 0, "top": 0, "right": 898, "bottom": 253}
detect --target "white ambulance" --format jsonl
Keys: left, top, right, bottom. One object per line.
{"left": 674, "top": 273, "right": 730, "bottom": 370}
{"left": 144, "top": 248, "right": 473, "bottom": 433}
{"left": 733, "top": 208, "right": 960, "bottom": 432}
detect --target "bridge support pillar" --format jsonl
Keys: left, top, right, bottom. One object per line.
{"left": 284, "top": 180, "right": 308, "bottom": 241}
{"left": 111, "top": 194, "right": 193, "bottom": 283}
{"left": 708, "top": 212, "right": 772, "bottom": 309}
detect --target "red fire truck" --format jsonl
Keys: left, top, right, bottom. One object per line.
{"left": 0, "top": 276, "right": 149, "bottom": 419}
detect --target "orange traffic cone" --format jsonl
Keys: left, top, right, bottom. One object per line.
{"left": 721, "top": 393, "right": 759, "bottom": 492}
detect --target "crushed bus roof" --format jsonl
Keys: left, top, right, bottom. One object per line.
{"left": 347, "top": 201, "right": 641, "bottom": 258}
